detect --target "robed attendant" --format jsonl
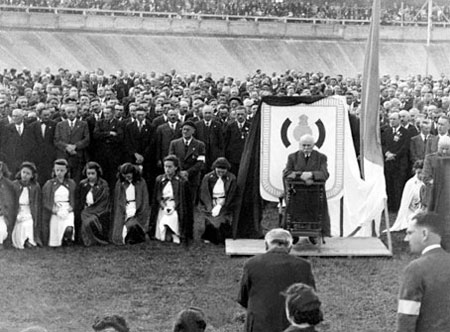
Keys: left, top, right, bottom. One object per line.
{"left": 111, "top": 163, "right": 150, "bottom": 245}
{"left": 77, "top": 162, "right": 110, "bottom": 246}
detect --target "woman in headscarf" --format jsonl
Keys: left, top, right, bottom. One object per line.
{"left": 42, "top": 159, "right": 76, "bottom": 247}
{"left": 110, "top": 162, "right": 149, "bottom": 245}
{"left": 76, "top": 161, "right": 110, "bottom": 246}
{"left": 12, "top": 161, "right": 42, "bottom": 249}
{"left": 0, "top": 161, "right": 17, "bottom": 248}
{"left": 149, "top": 154, "right": 193, "bottom": 244}
{"left": 199, "top": 157, "right": 237, "bottom": 244}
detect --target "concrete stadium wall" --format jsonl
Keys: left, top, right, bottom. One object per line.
{"left": 0, "top": 11, "right": 449, "bottom": 77}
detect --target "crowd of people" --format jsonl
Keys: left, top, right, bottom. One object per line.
{"left": 0, "top": 65, "right": 450, "bottom": 247}
{"left": 0, "top": 0, "right": 449, "bottom": 23}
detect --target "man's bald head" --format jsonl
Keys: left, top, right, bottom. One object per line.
{"left": 438, "top": 135, "right": 450, "bottom": 155}
{"left": 299, "top": 134, "right": 315, "bottom": 154}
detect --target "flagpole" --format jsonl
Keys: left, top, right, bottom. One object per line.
{"left": 426, "top": 0, "right": 432, "bottom": 76}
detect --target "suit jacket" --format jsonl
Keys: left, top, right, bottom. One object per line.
{"left": 1, "top": 122, "right": 34, "bottom": 174}
{"left": 195, "top": 120, "right": 224, "bottom": 168}
{"left": 54, "top": 119, "right": 90, "bottom": 160}
{"left": 168, "top": 138, "right": 206, "bottom": 186}
{"left": 155, "top": 122, "right": 182, "bottom": 164}
{"left": 124, "top": 120, "right": 154, "bottom": 165}
{"left": 283, "top": 150, "right": 329, "bottom": 182}
{"left": 29, "top": 119, "right": 57, "bottom": 185}
{"left": 397, "top": 247, "right": 450, "bottom": 332}
{"left": 425, "top": 134, "right": 450, "bottom": 155}
{"left": 93, "top": 118, "right": 124, "bottom": 165}
{"left": 237, "top": 248, "right": 316, "bottom": 332}
{"left": 224, "top": 121, "right": 251, "bottom": 164}
{"left": 410, "top": 134, "right": 433, "bottom": 164}
{"left": 381, "top": 126, "right": 409, "bottom": 171}
{"left": 152, "top": 114, "right": 168, "bottom": 129}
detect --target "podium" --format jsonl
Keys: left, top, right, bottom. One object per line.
{"left": 281, "top": 179, "right": 326, "bottom": 248}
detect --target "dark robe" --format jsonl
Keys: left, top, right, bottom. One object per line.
{"left": 111, "top": 179, "right": 150, "bottom": 245}
{"left": 199, "top": 171, "right": 237, "bottom": 244}
{"left": 76, "top": 178, "right": 110, "bottom": 247}
{"left": 149, "top": 173, "right": 193, "bottom": 242}
{"left": 12, "top": 180, "right": 43, "bottom": 247}
{"left": 41, "top": 178, "right": 76, "bottom": 246}
{"left": 0, "top": 176, "right": 18, "bottom": 246}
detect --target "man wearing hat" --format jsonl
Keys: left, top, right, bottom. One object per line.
{"left": 169, "top": 120, "right": 206, "bottom": 206}
{"left": 237, "top": 228, "right": 316, "bottom": 332}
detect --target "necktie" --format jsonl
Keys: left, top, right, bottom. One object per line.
{"left": 17, "top": 125, "right": 22, "bottom": 136}
{"left": 305, "top": 154, "right": 310, "bottom": 163}
{"left": 70, "top": 121, "right": 74, "bottom": 131}
{"left": 184, "top": 141, "right": 189, "bottom": 154}
{"left": 138, "top": 121, "right": 142, "bottom": 132}
{"left": 424, "top": 136, "right": 428, "bottom": 154}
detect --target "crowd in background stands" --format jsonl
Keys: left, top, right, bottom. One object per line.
{"left": 0, "top": 0, "right": 449, "bottom": 23}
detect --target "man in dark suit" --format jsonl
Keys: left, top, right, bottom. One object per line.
{"left": 93, "top": 105, "right": 124, "bottom": 190}
{"left": 397, "top": 212, "right": 450, "bottom": 332}
{"left": 381, "top": 112, "right": 409, "bottom": 212}
{"left": 283, "top": 134, "right": 330, "bottom": 238}
{"left": 410, "top": 118, "right": 433, "bottom": 165}
{"left": 224, "top": 106, "right": 251, "bottom": 176}
{"left": 1, "top": 108, "right": 34, "bottom": 175}
{"left": 152, "top": 100, "right": 171, "bottom": 129}
{"left": 425, "top": 115, "right": 450, "bottom": 155}
{"left": 54, "top": 103, "right": 90, "bottom": 184}
{"left": 29, "top": 107, "right": 57, "bottom": 186}
{"left": 124, "top": 107, "right": 155, "bottom": 191}
{"left": 168, "top": 121, "right": 206, "bottom": 205}
{"left": 86, "top": 98, "right": 103, "bottom": 160}
{"left": 155, "top": 108, "right": 182, "bottom": 170}
{"left": 195, "top": 105, "right": 224, "bottom": 172}
{"left": 237, "top": 228, "right": 316, "bottom": 332}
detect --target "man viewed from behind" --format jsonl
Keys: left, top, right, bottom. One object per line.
{"left": 397, "top": 212, "right": 450, "bottom": 332}
{"left": 237, "top": 228, "right": 316, "bottom": 332}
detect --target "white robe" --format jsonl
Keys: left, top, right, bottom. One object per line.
{"left": 48, "top": 185, "right": 75, "bottom": 247}
{"left": 390, "top": 174, "right": 424, "bottom": 232}
{"left": 155, "top": 181, "right": 180, "bottom": 243}
{"left": 12, "top": 187, "right": 36, "bottom": 249}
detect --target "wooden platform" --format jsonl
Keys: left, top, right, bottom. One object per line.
{"left": 225, "top": 237, "right": 392, "bottom": 257}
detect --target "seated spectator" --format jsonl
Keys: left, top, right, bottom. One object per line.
{"left": 173, "top": 307, "right": 207, "bottom": 332}
{"left": 92, "top": 315, "right": 129, "bottom": 332}
{"left": 282, "top": 283, "right": 324, "bottom": 332}
{"left": 77, "top": 161, "right": 110, "bottom": 247}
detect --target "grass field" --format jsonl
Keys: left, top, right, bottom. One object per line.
{"left": 0, "top": 207, "right": 412, "bottom": 332}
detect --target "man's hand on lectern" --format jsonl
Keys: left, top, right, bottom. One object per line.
{"left": 300, "top": 172, "right": 313, "bottom": 182}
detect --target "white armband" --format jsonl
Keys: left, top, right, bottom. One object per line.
{"left": 197, "top": 155, "right": 205, "bottom": 162}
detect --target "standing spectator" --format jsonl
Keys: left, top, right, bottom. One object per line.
{"left": 382, "top": 112, "right": 409, "bottom": 212}
{"left": 237, "top": 228, "right": 316, "bottom": 332}
{"left": 168, "top": 121, "right": 206, "bottom": 206}
{"left": 155, "top": 108, "right": 182, "bottom": 171}
{"left": 224, "top": 106, "right": 251, "bottom": 176}
{"left": 397, "top": 212, "right": 450, "bottom": 332}
{"left": 1, "top": 109, "right": 34, "bottom": 175}
{"left": 93, "top": 105, "right": 124, "bottom": 190}
{"left": 195, "top": 105, "right": 224, "bottom": 172}
{"left": 54, "top": 104, "right": 90, "bottom": 185}
{"left": 410, "top": 118, "right": 433, "bottom": 165}
{"left": 425, "top": 115, "right": 450, "bottom": 155}
{"left": 124, "top": 107, "right": 155, "bottom": 190}
{"left": 29, "top": 107, "right": 57, "bottom": 186}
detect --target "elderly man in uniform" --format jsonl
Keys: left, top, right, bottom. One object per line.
{"left": 237, "top": 228, "right": 316, "bottom": 332}
{"left": 283, "top": 134, "right": 330, "bottom": 239}
{"left": 397, "top": 212, "right": 450, "bottom": 332}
